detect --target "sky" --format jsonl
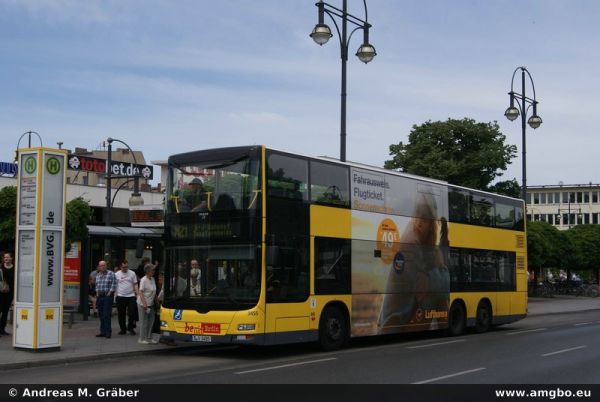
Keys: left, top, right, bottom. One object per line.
{"left": 1, "top": 0, "right": 599, "bottom": 187}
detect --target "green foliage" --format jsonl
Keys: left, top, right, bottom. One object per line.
{"left": 488, "top": 178, "right": 521, "bottom": 199}
{"left": 563, "top": 225, "right": 600, "bottom": 273}
{"left": 527, "top": 221, "right": 570, "bottom": 272}
{"left": 0, "top": 186, "right": 17, "bottom": 245}
{"left": 385, "top": 118, "right": 517, "bottom": 191}
{"left": 65, "top": 197, "right": 93, "bottom": 250}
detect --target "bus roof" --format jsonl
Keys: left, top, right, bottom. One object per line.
{"left": 168, "top": 145, "right": 522, "bottom": 203}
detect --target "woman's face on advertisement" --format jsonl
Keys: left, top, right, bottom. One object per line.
{"left": 414, "top": 218, "right": 436, "bottom": 245}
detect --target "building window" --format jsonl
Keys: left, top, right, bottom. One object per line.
{"left": 584, "top": 213, "right": 590, "bottom": 224}
{"left": 554, "top": 192, "right": 560, "bottom": 204}
{"left": 562, "top": 192, "right": 569, "bottom": 203}
{"left": 593, "top": 192, "right": 599, "bottom": 204}
{"left": 594, "top": 213, "right": 599, "bottom": 225}
{"left": 540, "top": 193, "right": 546, "bottom": 204}
{"left": 584, "top": 192, "right": 590, "bottom": 203}
{"left": 533, "top": 193, "right": 540, "bottom": 204}
{"left": 577, "top": 192, "right": 583, "bottom": 203}
{"left": 554, "top": 214, "right": 561, "bottom": 225}
{"left": 570, "top": 192, "right": 576, "bottom": 203}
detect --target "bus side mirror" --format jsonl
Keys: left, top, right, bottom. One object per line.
{"left": 266, "top": 246, "right": 279, "bottom": 266}
{"left": 136, "top": 239, "right": 145, "bottom": 259}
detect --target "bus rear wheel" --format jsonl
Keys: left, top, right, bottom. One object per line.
{"left": 475, "top": 301, "right": 492, "bottom": 333}
{"left": 318, "top": 306, "right": 348, "bottom": 351}
{"left": 447, "top": 302, "right": 466, "bottom": 336}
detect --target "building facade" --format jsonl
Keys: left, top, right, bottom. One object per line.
{"left": 527, "top": 183, "right": 600, "bottom": 230}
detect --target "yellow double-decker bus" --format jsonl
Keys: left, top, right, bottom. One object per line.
{"left": 160, "top": 145, "right": 527, "bottom": 350}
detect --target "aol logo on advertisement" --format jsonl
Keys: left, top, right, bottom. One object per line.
{"left": 46, "top": 157, "right": 61, "bottom": 175}
{"left": 24, "top": 156, "right": 37, "bottom": 174}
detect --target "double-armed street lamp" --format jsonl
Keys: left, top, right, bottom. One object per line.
{"left": 556, "top": 193, "right": 582, "bottom": 229}
{"left": 104, "top": 137, "right": 144, "bottom": 259}
{"left": 310, "top": 0, "right": 376, "bottom": 162}
{"left": 504, "top": 67, "right": 543, "bottom": 206}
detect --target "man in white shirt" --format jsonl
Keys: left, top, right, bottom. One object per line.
{"left": 115, "top": 260, "right": 139, "bottom": 335}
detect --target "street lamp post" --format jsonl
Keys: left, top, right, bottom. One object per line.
{"left": 310, "top": 0, "right": 376, "bottom": 162}
{"left": 104, "top": 137, "right": 144, "bottom": 261}
{"left": 557, "top": 194, "right": 582, "bottom": 229}
{"left": 504, "top": 66, "right": 543, "bottom": 207}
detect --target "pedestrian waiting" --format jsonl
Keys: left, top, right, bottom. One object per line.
{"left": 94, "top": 260, "right": 116, "bottom": 338}
{"left": 115, "top": 260, "right": 138, "bottom": 335}
{"left": 137, "top": 264, "right": 158, "bottom": 344}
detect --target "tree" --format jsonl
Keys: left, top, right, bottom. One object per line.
{"left": 526, "top": 221, "right": 572, "bottom": 280}
{"left": 65, "top": 197, "right": 93, "bottom": 251}
{"left": 385, "top": 118, "right": 518, "bottom": 194}
{"left": 564, "top": 225, "right": 600, "bottom": 283}
{"left": 0, "top": 186, "right": 17, "bottom": 250}
{"left": 488, "top": 178, "right": 521, "bottom": 199}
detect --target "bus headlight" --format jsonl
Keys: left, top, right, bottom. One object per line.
{"left": 237, "top": 324, "right": 256, "bottom": 331}
{"left": 160, "top": 321, "right": 168, "bottom": 328}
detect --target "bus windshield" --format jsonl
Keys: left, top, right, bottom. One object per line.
{"left": 164, "top": 147, "right": 263, "bottom": 311}
{"left": 167, "top": 155, "right": 260, "bottom": 214}
{"left": 165, "top": 244, "right": 260, "bottom": 310}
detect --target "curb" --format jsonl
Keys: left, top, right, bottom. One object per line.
{"left": 0, "top": 343, "right": 208, "bottom": 371}
{"left": 527, "top": 308, "right": 600, "bottom": 317}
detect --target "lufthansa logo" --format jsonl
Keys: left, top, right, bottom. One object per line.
{"left": 46, "top": 157, "right": 61, "bottom": 175}
{"left": 392, "top": 251, "right": 405, "bottom": 274}
{"left": 24, "top": 156, "right": 36, "bottom": 174}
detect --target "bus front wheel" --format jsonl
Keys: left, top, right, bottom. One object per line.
{"left": 447, "top": 302, "right": 466, "bottom": 336}
{"left": 318, "top": 306, "right": 348, "bottom": 351}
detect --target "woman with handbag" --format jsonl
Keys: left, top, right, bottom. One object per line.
{"left": 136, "top": 264, "right": 157, "bottom": 344}
{"left": 0, "top": 252, "right": 15, "bottom": 336}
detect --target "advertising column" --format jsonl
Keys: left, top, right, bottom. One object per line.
{"left": 14, "top": 148, "right": 67, "bottom": 350}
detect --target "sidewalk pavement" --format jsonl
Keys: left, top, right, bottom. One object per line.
{"left": 0, "top": 312, "right": 201, "bottom": 371}
{"left": 0, "top": 296, "right": 598, "bottom": 371}
{"left": 527, "top": 294, "right": 600, "bottom": 316}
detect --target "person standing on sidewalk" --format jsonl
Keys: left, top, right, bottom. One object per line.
{"left": 137, "top": 264, "right": 157, "bottom": 344}
{"left": 0, "top": 252, "right": 15, "bottom": 336}
{"left": 115, "top": 260, "right": 138, "bottom": 336}
{"left": 95, "top": 260, "right": 116, "bottom": 338}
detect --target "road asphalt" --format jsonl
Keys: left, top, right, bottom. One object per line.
{"left": 0, "top": 295, "right": 597, "bottom": 371}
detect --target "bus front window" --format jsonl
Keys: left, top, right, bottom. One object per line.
{"left": 167, "top": 157, "right": 260, "bottom": 214}
{"left": 165, "top": 245, "right": 261, "bottom": 310}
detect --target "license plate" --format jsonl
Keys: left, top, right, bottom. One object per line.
{"left": 191, "top": 335, "right": 212, "bottom": 342}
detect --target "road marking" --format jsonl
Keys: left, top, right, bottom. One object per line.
{"left": 541, "top": 345, "right": 587, "bottom": 357}
{"left": 574, "top": 322, "right": 594, "bottom": 326}
{"left": 235, "top": 357, "right": 337, "bottom": 374}
{"left": 412, "top": 368, "right": 486, "bottom": 384}
{"left": 506, "top": 328, "right": 547, "bottom": 336}
{"left": 407, "top": 339, "right": 466, "bottom": 349}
